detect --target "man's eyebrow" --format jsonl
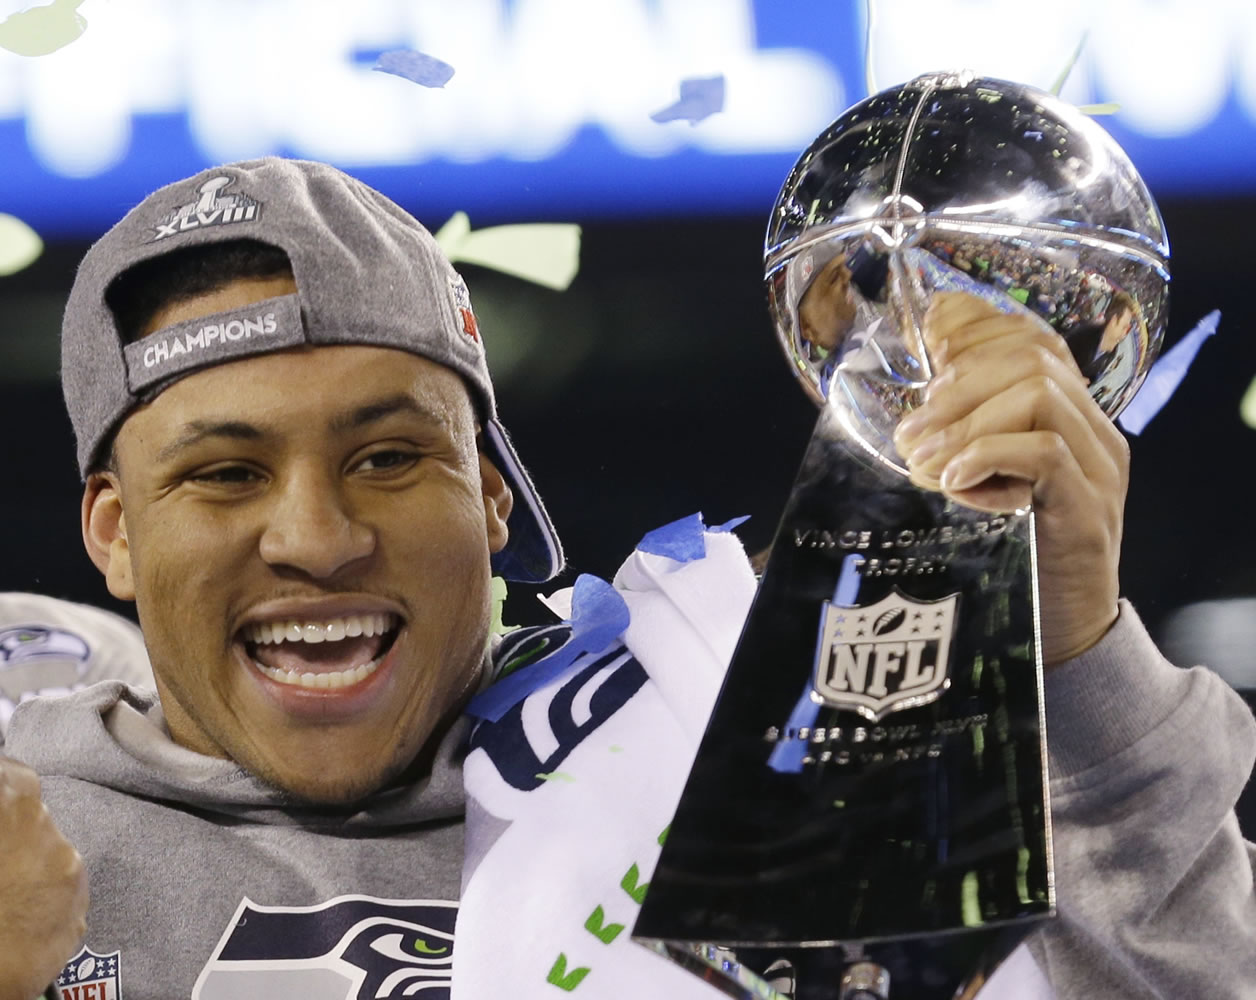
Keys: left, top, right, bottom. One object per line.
{"left": 154, "top": 420, "right": 266, "bottom": 463}
{"left": 328, "top": 394, "right": 451, "bottom": 434}
{"left": 152, "top": 396, "right": 452, "bottom": 463}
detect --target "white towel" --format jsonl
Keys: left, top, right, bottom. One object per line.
{"left": 457, "top": 521, "right": 1052, "bottom": 998}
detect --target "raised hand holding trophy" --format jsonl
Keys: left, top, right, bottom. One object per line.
{"left": 633, "top": 72, "right": 1170, "bottom": 999}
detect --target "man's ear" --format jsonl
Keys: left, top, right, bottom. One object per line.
{"left": 82, "top": 473, "right": 136, "bottom": 600}
{"left": 478, "top": 452, "right": 513, "bottom": 555}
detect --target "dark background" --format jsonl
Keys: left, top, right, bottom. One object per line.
{"left": 2, "top": 194, "right": 1254, "bottom": 674}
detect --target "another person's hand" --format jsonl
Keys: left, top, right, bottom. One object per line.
{"left": 0, "top": 756, "right": 88, "bottom": 1000}
{"left": 893, "top": 291, "right": 1128, "bottom": 665}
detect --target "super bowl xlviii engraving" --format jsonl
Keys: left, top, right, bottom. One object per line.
{"left": 811, "top": 588, "right": 959, "bottom": 722}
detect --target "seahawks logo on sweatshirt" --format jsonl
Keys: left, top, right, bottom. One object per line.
{"left": 191, "top": 895, "right": 456, "bottom": 999}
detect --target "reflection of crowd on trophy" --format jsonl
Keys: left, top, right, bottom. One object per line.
{"left": 779, "top": 230, "right": 1153, "bottom": 465}
{"left": 921, "top": 234, "right": 1146, "bottom": 390}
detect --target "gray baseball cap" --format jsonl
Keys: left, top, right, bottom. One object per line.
{"left": 61, "top": 156, "right": 564, "bottom": 583}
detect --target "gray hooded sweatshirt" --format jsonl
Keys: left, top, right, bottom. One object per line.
{"left": 10, "top": 682, "right": 466, "bottom": 999}
{"left": 6, "top": 595, "right": 1256, "bottom": 999}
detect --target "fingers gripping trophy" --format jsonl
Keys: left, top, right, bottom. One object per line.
{"left": 633, "top": 72, "right": 1169, "bottom": 999}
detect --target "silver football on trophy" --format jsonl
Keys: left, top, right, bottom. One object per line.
{"left": 765, "top": 71, "right": 1170, "bottom": 475}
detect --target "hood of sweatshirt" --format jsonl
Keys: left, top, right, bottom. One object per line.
{"left": 6, "top": 679, "right": 468, "bottom": 832}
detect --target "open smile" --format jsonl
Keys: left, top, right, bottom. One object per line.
{"left": 240, "top": 612, "right": 402, "bottom": 691}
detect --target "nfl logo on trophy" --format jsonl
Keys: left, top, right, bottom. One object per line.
{"left": 812, "top": 590, "right": 959, "bottom": 722}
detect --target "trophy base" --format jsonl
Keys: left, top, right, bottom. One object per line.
{"left": 644, "top": 924, "right": 1033, "bottom": 1000}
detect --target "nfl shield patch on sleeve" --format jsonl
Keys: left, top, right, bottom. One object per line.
{"left": 54, "top": 947, "right": 122, "bottom": 1000}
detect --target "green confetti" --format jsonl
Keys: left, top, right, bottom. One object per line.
{"left": 1240, "top": 374, "right": 1256, "bottom": 430}
{"left": 0, "top": 0, "right": 87, "bottom": 56}
{"left": 0, "top": 214, "right": 43, "bottom": 276}
{"left": 961, "top": 870, "right": 983, "bottom": 927}
{"left": 1016, "top": 846, "right": 1032, "bottom": 904}
{"left": 1049, "top": 31, "right": 1089, "bottom": 96}
{"left": 434, "top": 211, "right": 581, "bottom": 291}
{"left": 489, "top": 576, "right": 518, "bottom": 637}
{"left": 608, "top": 745, "right": 623, "bottom": 753}
{"left": 1078, "top": 102, "right": 1121, "bottom": 116}
{"left": 535, "top": 771, "right": 576, "bottom": 783}
{"left": 1042, "top": 33, "right": 1121, "bottom": 119}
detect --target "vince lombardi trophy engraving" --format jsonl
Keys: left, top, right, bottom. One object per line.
{"left": 633, "top": 72, "right": 1170, "bottom": 1000}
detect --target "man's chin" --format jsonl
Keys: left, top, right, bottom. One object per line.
{"left": 259, "top": 765, "right": 399, "bottom": 808}
{"left": 238, "top": 739, "right": 417, "bottom": 806}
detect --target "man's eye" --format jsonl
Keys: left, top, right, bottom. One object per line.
{"left": 356, "top": 449, "right": 419, "bottom": 473}
{"left": 192, "top": 465, "right": 258, "bottom": 485}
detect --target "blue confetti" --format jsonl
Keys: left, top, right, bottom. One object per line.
{"left": 637, "top": 512, "right": 706, "bottom": 562}
{"left": 373, "top": 49, "right": 455, "bottom": 88}
{"left": 650, "top": 75, "right": 725, "bottom": 125}
{"left": 465, "top": 574, "right": 629, "bottom": 722}
{"left": 768, "top": 554, "right": 862, "bottom": 774}
{"left": 634, "top": 512, "right": 749, "bottom": 564}
{"left": 1118, "top": 310, "right": 1220, "bottom": 435}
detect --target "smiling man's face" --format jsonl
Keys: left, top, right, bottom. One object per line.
{"left": 82, "top": 276, "right": 511, "bottom": 804}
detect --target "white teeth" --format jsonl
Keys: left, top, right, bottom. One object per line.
{"left": 245, "top": 613, "right": 394, "bottom": 646}
{"left": 253, "top": 656, "right": 383, "bottom": 690}
{"left": 242, "top": 613, "right": 395, "bottom": 691}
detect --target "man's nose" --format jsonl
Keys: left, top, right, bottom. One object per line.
{"left": 258, "top": 467, "right": 375, "bottom": 579}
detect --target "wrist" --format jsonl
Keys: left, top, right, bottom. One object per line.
{"left": 1041, "top": 602, "right": 1120, "bottom": 668}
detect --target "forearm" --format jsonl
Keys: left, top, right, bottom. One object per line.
{"left": 0, "top": 757, "right": 89, "bottom": 1000}
{"left": 1030, "top": 600, "right": 1256, "bottom": 997}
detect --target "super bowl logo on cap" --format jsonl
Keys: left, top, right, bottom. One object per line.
{"left": 448, "top": 274, "right": 480, "bottom": 343}
{"left": 54, "top": 946, "right": 122, "bottom": 1000}
{"left": 811, "top": 588, "right": 959, "bottom": 722}
{"left": 147, "top": 176, "right": 261, "bottom": 243}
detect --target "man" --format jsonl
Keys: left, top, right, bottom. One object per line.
{"left": 1, "top": 157, "right": 1253, "bottom": 1000}
{"left": 798, "top": 250, "right": 859, "bottom": 359}
{"left": 3, "top": 157, "right": 562, "bottom": 998}
{"left": 1064, "top": 289, "right": 1141, "bottom": 389}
